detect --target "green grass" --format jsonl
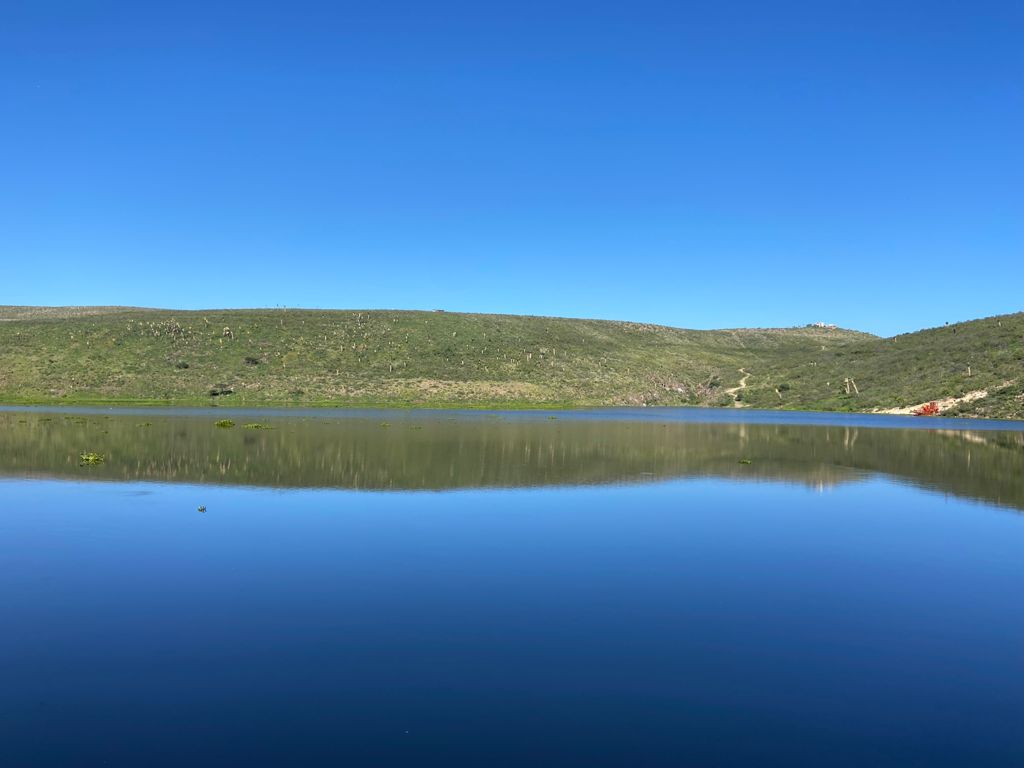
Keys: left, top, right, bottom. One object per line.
{"left": 0, "top": 305, "right": 1020, "bottom": 418}
{"left": 736, "top": 312, "right": 1024, "bottom": 418}
{"left": 78, "top": 451, "right": 105, "bottom": 466}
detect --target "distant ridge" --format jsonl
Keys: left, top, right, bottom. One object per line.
{"left": 0, "top": 306, "right": 1020, "bottom": 419}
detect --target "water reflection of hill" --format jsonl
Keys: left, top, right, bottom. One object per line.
{"left": 1, "top": 413, "right": 1022, "bottom": 511}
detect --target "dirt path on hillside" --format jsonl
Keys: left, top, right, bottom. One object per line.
{"left": 724, "top": 368, "right": 751, "bottom": 407}
{"left": 874, "top": 389, "right": 989, "bottom": 415}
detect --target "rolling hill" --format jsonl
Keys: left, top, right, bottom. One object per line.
{"left": 0, "top": 306, "right": 1021, "bottom": 418}
{"left": 737, "top": 312, "right": 1024, "bottom": 419}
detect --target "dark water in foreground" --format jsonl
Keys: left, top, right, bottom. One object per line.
{"left": 1, "top": 408, "right": 1023, "bottom": 766}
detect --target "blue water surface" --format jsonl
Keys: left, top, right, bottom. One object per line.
{"left": 2, "top": 472, "right": 1022, "bottom": 766}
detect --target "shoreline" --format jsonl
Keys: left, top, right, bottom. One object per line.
{"left": 3, "top": 401, "right": 1023, "bottom": 430}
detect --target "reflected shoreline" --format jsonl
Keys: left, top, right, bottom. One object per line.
{"left": 2, "top": 411, "right": 1023, "bottom": 512}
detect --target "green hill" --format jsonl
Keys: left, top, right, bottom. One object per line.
{"left": 737, "top": 312, "right": 1024, "bottom": 419}
{"left": 0, "top": 306, "right": 1020, "bottom": 418}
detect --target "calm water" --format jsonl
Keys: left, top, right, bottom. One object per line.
{"left": 2, "top": 407, "right": 1023, "bottom": 766}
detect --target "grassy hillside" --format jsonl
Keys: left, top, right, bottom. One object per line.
{"left": 0, "top": 307, "right": 866, "bottom": 408}
{"left": 0, "top": 306, "right": 1020, "bottom": 418}
{"left": 737, "top": 312, "right": 1024, "bottom": 419}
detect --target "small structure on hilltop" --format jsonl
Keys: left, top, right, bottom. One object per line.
{"left": 808, "top": 321, "right": 838, "bottom": 330}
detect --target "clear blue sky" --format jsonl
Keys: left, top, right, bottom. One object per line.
{"left": 3, "top": 1, "right": 1021, "bottom": 336}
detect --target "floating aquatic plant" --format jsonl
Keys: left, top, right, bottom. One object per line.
{"left": 215, "top": 419, "right": 236, "bottom": 428}
{"left": 79, "top": 452, "right": 105, "bottom": 466}
{"left": 243, "top": 423, "right": 273, "bottom": 429}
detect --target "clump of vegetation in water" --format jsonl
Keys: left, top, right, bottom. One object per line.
{"left": 738, "top": 458, "right": 752, "bottom": 465}
{"left": 215, "top": 419, "right": 236, "bottom": 428}
{"left": 243, "top": 423, "right": 273, "bottom": 429}
{"left": 79, "top": 452, "right": 105, "bottom": 466}
{"left": 137, "top": 422, "right": 152, "bottom": 427}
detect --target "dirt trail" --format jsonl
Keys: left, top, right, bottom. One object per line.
{"left": 724, "top": 368, "right": 751, "bottom": 407}
{"left": 874, "top": 389, "right": 988, "bottom": 415}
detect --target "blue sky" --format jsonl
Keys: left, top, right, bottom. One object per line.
{"left": 2, "top": 1, "right": 1021, "bottom": 336}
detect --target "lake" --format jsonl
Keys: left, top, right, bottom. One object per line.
{"left": 2, "top": 407, "right": 1023, "bottom": 766}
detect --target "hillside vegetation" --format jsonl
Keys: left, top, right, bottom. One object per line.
{"left": 738, "top": 312, "right": 1024, "bottom": 419}
{"left": 0, "top": 306, "right": 1021, "bottom": 418}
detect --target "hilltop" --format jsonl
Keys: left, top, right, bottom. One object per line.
{"left": 0, "top": 306, "right": 1020, "bottom": 418}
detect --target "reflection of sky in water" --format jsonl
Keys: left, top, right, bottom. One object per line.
{"left": 1, "top": 476, "right": 1022, "bottom": 765}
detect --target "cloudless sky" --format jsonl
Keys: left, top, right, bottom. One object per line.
{"left": 2, "top": 1, "right": 1021, "bottom": 336}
